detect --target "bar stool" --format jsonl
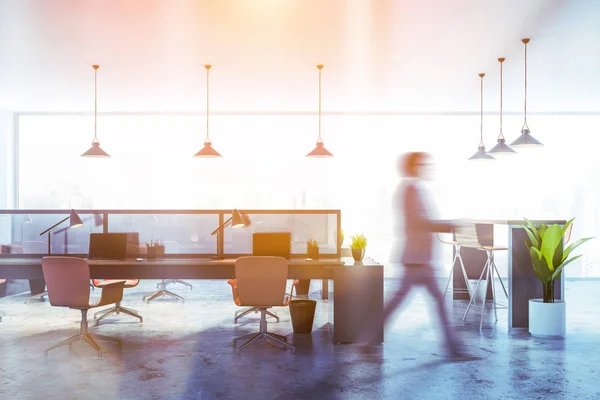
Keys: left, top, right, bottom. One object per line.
{"left": 436, "top": 233, "right": 471, "bottom": 300}
{"left": 455, "top": 223, "right": 508, "bottom": 330}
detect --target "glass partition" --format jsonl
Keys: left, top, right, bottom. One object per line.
{"left": 0, "top": 211, "right": 104, "bottom": 255}
{"left": 107, "top": 213, "right": 219, "bottom": 255}
{"left": 0, "top": 210, "right": 341, "bottom": 258}
{"left": 223, "top": 212, "right": 339, "bottom": 256}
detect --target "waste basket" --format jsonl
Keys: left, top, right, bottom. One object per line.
{"left": 289, "top": 300, "right": 317, "bottom": 334}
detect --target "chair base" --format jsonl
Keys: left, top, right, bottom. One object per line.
{"left": 143, "top": 289, "right": 185, "bottom": 303}
{"left": 24, "top": 291, "right": 48, "bottom": 303}
{"left": 162, "top": 279, "right": 193, "bottom": 290}
{"left": 233, "top": 332, "right": 294, "bottom": 354}
{"left": 232, "top": 308, "right": 294, "bottom": 354}
{"left": 45, "top": 309, "right": 121, "bottom": 358}
{"left": 234, "top": 307, "right": 279, "bottom": 323}
{"left": 45, "top": 332, "right": 121, "bottom": 358}
{"left": 94, "top": 302, "right": 143, "bottom": 325}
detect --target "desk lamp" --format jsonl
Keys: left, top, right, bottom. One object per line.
{"left": 211, "top": 209, "right": 250, "bottom": 259}
{"left": 39, "top": 209, "right": 84, "bottom": 255}
{"left": 54, "top": 213, "right": 103, "bottom": 253}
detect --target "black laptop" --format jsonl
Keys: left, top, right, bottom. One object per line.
{"left": 88, "top": 233, "right": 134, "bottom": 261}
{"left": 252, "top": 232, "right": 292, "bottom": 259}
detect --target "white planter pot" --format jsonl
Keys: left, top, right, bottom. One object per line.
{"left": 528, "top": 299, "right": 566, "bottom": 338}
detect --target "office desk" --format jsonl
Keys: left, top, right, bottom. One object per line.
{"left": 454, "top": 219, "right": 566, "bottom": 330}
{"left": 0, "top": 256, "right": 384, "bottom": 343}
{"left": 0, "top": 258, "right": 344, "bottom": 299}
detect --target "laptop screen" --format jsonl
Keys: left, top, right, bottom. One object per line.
{"left": 252, "top": 232, "right": 292, "bottom": 259}
{"left": 88, "top": 233, "right": 130, "bottom": 260}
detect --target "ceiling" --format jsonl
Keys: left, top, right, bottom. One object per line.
{"left": 0, "top": 0, "right": 598, "bottom": 113}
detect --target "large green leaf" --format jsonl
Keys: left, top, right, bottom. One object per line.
{"left": 524, "top": 219, "right": 541, "bottom": 242}
{"left": 529, "top": 247, "right": 552, "bottom": 283}
{"left": 522, "top": 225, "right": 540, "bottom": 249}
{"left": 562, "top": 237, "right": 594, "bottom": 262}
{"left": 553, "top": 239, "right": 564, "bottom": 270}
{"left": 531, "top": 246, "right": 543, "bottom": 260}
{"left": 538, "top": 224, "right": 548, "bottom": 240}
{"left": 552, "top": 254, "right": 583, "bottom": 281}
{"left": 540, "top": 225, "right": 563, "bottom": 271}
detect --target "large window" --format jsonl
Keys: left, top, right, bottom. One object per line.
{"left": 17, "top": 113, "right": 600, "bottom": 277}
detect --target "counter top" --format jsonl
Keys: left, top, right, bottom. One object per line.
{"left": 468, "top": 219, "right": 567, "bottom": 226}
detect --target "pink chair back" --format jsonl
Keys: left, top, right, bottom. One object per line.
{"left": 42, "top": 256, "right": 91, "bottom": 308}
{"left": 235, "top": 256, "right": 288, "bottom": 307}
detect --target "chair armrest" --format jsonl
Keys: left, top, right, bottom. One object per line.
{"left": 290, "top": 279, "right": 299, "bottom": 297}
{"left": 284, "top": 279, "right": 301, "bottom": 304}
{"left": 227, "top": 279, "right": 241, "bottom": 306}
{"left": 94, "top": 280, "right": 125, "bottom": 308}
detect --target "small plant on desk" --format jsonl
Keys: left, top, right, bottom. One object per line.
{"left": 307, "top": 239, "right": 319, "bottom": 260}
{"left": 350, "top": 233, "right": 367, "bottom": 262}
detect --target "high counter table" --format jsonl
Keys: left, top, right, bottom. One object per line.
{"left": 453, "top": 219, "right": 566, "bottom": 330}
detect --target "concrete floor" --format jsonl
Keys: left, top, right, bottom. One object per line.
{"left": 0, "top": 277, "right": 599, "bottom": 400}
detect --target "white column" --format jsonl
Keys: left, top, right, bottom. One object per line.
{"left": 0, "top": 110, "right": 15, "bottom": 245}
{"left": 0, "top": 110, "right": 15, "bottom": 209}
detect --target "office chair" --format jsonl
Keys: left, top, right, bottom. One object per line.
{"left": 161, "top": 241, "right": 193, "bottom": 290}
{"left": 456, "top": 224, "right": 508, "bottom": 330}
{"left": 41, "top": 257, "right": 125, "bottom": 358}
{"left": 228, "top": 256, "right": 297, "bottom": 354}
{"left": 92, "top": 279, "right": 143, "bottom": 324}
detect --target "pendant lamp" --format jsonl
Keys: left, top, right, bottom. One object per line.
{"left": 510, "top": 38, "right": 543, "bottom": 148}
{"left": 489, "top": 58, "right": 516, "bottom": 156}
{"left": 469, "top": 73, "right": 495, "bottom": 161}
{"left": 193, "top": 65, "right": 222, "bottom": 157}
{"left": 81, "top": 65, "right": 110, "bottom": 157}
{"left": 306, "top": 65, "right": 333, "bottom": 157}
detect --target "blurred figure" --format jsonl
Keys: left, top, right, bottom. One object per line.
{"left": 361, "top": 152, "right": 469, "bottom": 359}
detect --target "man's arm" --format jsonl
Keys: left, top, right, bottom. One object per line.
{"left": 405, "top": 185, "right": 455, "bottom": 233}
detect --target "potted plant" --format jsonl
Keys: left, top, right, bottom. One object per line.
{"left": 306, "top": 239, "right": 319, "bottom": 260}
{"left": 522, "top": 218, "right": 592, "bottom": 337}
{"left": 350, "top": 233, "right": 367, "bottom": 262}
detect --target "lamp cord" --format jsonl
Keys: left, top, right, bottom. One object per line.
{"left": 499, "top": 59, "right": 504, "bottom": 140}
{"left": 479, "top": 73, "right": 484, "bottom": 147}
{"left": 522, "top": 41, "right": 529, "bottom": 131}
{"left": 205, "top": 65, "right": 211, "bottom": 144}
{"left": 93, "top": 65, "right": 99, "bottom": 143}
{"left": 317, "top": 65, "right": 323, "bottom": 143}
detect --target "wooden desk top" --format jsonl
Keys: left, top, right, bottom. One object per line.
{"left": 0, "top": 257, "right": 381, "bottom": 266}
{"left": 0, "top": 256, "right": 382, "bottom": 280}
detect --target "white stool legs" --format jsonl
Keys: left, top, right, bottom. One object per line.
{"left": 462, "top": 250, "right": 508, "bottom": 330}
{"left": 443, "top": 244, "right": 472, "bottom": 300}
